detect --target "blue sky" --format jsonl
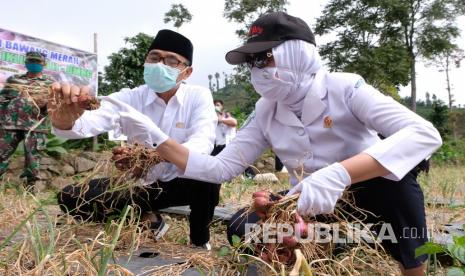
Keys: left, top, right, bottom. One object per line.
{"left": 1, "top": 0, "right": 464, "bottom": 105}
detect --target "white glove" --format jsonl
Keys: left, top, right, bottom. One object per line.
{"left": 99, "top": 96, "right": 168, "bottom": 148}
{"left": 286, "top": 163, "right": 351, "bottom": 216}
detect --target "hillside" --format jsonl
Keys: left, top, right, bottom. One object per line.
{"left": 211, "top": 83, "right": 253, "bottom": 111}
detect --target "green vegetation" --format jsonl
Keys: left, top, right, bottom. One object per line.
{"left": 415, "top": 226, "right": 465, "bottom": 275}
{"left": 212, "top": 83, "right": 257, "bottom": 127}
{"left": 164, "top": 3, "right": 192, "bottom": 29}
{"left": 98, "top": 33, "right": 153, "bottom": 96}
{"left": 44, "top": 134, "right": 68, "bottom": 156}
{"left": 315, "top": 0, "right": 465, "bottom": 111}
{"left": 400, "top": 96, "right": 465, "bottom": 165}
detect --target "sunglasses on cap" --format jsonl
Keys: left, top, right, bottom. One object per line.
{"left": 245, "top": 51, "right": 273, "bottom": 69}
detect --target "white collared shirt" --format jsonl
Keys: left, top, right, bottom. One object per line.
{"left": 215, "top": 122, "right": 227, "bottom": 146}
{"left": 215, "top": 113, "right": 236, "bottom": 146}
{"left": 53, "top": 84, "right": 217, "bottom": 182}
{"left": 183, "top": 70, "right": 442, "bottom": 186}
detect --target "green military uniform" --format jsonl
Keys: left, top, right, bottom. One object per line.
{"left": 0, "top": 52, "right": 54, "bottom": 186}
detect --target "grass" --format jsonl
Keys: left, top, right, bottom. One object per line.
{"left": 219, "top": 174, "right": 289, "bottom": 206}
{"left": 0, "top": 182, "right": 142, "bottom": 274}
{"left": 0, "top": 164, "right": 464, "bottom": 275}
{"left": 419, "top": 165, "right": 465, "bottom": 204}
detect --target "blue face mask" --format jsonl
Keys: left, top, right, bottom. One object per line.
{"left": 143, "top": 63, "right": 185, "bottom": 93}
{"left": 26, "top": 63, "right": 43, "bottom": 73}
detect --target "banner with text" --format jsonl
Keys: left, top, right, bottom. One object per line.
{"left": 0, "top": 28, "right": 98, "bottom": 93}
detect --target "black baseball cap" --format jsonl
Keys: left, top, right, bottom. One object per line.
{"left": 225, "top": 12, "right": 316, "bottom": 65}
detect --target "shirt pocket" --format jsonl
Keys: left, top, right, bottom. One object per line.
{"left": 171, "top": 128, "right": 188, "bottom": 143}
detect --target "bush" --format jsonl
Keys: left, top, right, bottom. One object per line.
{"left": 44, "top": 134, "right": 68, "bottom": 156}
{"left": 415, "top": 223, "right": 465, "bottom": 275}
{"left": 429, "top": 99, "right": 450, "bottom": 137}
{"left": 64, "top": 133, "right": 119, "bottom": 152}
{"left": 432, "top": 138, "right": 465, "bottom": 165}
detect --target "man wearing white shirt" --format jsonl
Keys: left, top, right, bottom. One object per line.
{"left": 48, "top": 30, "right": 218, "bottom": 248}
{"left": 212, "top": 99, "right": 237, "bottom": 155}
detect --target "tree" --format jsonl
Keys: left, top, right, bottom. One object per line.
{"left": 422, "top": 34, "right": 464, "bottom": 109}
{"left": 425, "top": 92, "right": 432, "bottom": 107}
{"left": 215, "top": 72, "right": 220, "bottom": 92}
{"left": 448, "top": 110, "right": 462, "bottom": 141}
{"left": 223, "top": 72, "right": 229, "bottom": 87}
{"left": 101, "top": 33, "right": 152, "bottom": 94}
{"left": 224, "top": 0, "right": 288, "bottom": 39}
{"left": 315, "top": 0, "right": 465, "bottom": 111}
{"left": 208, "top": 74, "right": 213, "bottom": 91}
{"left": 429, "top": 95, "right": 449, "bottom": 137}
{"left": 315, "top": 1, "right": 409, "bottom": 100}
{"left": 223, "top": 0, "right": 288, "bottom": 113}
{"left": 164, "top": 4, "right": 192, "bottom": 29}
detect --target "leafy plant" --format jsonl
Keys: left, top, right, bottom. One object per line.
{"left": 429, "top": 98, "right": 450, "bottom": 137}
{"left": 415, "top": 224, "right": 465, "bottom": 275}
{"left": 60, "top": 133, "right": 118, "bottom": 152}
{"left": 45, "top": 134, "right": 68, "bottom": 156}
{"left": 25, "top": 207, "right": 57, "bottom": 268}
{"left": 0, "top": 205, "right": 41, "bottom": 253}
{"left": 432, "top": 139, "right": 465, "bottom": 165}
{"left": 97, "top": 206, "right": 132, "bottom": 276}
{"left": 216, "top": 234, "right": 258, "bottom": 274}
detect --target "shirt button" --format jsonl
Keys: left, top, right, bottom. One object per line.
{"left": 298, "top": 129, "right": 305, "bottom": 136}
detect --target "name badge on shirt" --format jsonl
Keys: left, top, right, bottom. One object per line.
{"left": 323, "top": 116, "right": 333, "bottom": 128}
{"left": 175, "top": 122, "right": 185, "bottom": 128}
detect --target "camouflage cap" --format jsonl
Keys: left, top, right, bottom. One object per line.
{"left": 25, "top": 51, "right": 46, "bottom": 62}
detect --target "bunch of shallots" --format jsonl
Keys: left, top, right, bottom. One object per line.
{"left": 250, "top": 190, "right": 315, "bottom": 265}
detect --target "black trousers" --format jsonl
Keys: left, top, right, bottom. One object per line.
{"left": 211, "top": 144, "right": 226, "bottom": 156}
{"left": 57, "top": 177, "right": 221, "bottom": 246}
{"left": 227, "top": 171, "right": 428, "bottom": 269}
{"left": 275, "top": 155, "right": 284, "bottom": 171}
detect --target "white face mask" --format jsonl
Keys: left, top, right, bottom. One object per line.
{"left": 251, "top": 40, "right": 323, "bottom": 116}
{"left": 250, "top": 66, "right": 296, "bottom": 102}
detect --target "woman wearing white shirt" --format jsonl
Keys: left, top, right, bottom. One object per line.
{"left": 54, "top": 13, "right": 442, "bottom": 275}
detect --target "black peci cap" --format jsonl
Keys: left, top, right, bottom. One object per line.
{"left": 148, "top": 29, "right": 194, "bottom": 65}
{"left": 225, "top": 11, "right": 315, "bottom": 65}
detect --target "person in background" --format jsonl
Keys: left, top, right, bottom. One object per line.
{"left": 0, "top": 51, "right": 54, "bottom": 191}
{"left": 49, "top": 29, "right": 218, "bottom": 250}
{"left": 224, "top": 111, "right": 237, "bottom": 144}
{"left": 212, "top": 100, "right": 258, "bottom": 178}
{"left": 211, "top": 99, "right": 237, "bottom": 155}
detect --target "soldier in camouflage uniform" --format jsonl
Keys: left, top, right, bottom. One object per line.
{"left": 0, "top": 51, "right": 54, "bottom": 189}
